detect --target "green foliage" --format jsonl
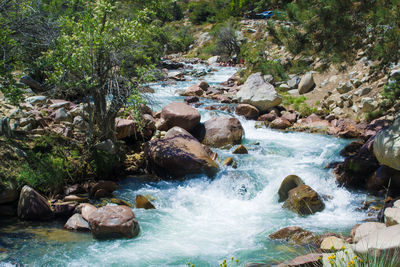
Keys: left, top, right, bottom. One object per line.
{"left": 43, "top": 0, "right": 154, "bottom": 141}
{"left": 188, "top": 1, "right": 218, "bottom": 24}
{"left": 16, "top": 134, "right": 88, "bottom": 194}
{"left": 163, "top": 24, "right": 195, "bottom": 54}
{"left": 277, "top": 0, "right": 400, "bottom": 67}
{"left": 382, "top": 77, "right": 400, "bottom": 104}
{"left": 212, "top": 20, "right": 241, "bottom": 59}
{"left": 282, "top": 94, "right": 318, "bottom": 117}
{"left": 90, "top": 149, "right": 121, "bottom": 178}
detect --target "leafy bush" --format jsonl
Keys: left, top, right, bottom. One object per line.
{"left": 15, "top": 134, "right": 89, "bottom": 194}
{"left": 382, "top": 77, "right": 400, "bottom": 104}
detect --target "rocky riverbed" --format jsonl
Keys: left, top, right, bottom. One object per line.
{"left": 0, "top": 61, "right": 399, "bottom": 266}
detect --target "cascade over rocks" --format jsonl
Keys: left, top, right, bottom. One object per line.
{"left": 145, "top": 134, "right": 219, "bottom": 178}
{"left": 197, "top": 116, "right": 244, "bottom": 148}
{"left": 236, "top": 73, "right": 282, "bottom": 113}
{"left": 160, "top": 102, "right": 201, "bottom": 131}
{"left": 17, "top": 186, "right": 53, "bottom": 221}
{"left": 88, "top": 205, "right": 139, "bottom": 239}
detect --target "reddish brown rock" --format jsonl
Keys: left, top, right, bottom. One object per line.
{"left": 88, "top": 205, "right": 140, "bottom": 239}
{"left": 200, "top": 117, "right": 244, "bottom": 148}
{"left": 258, "top": 113, "right": 277, "bottom": 122}
{"left": 281, "top": 112, "right": 297, "bottom": 123}
{"left": 145, "top": 134, "right": 219, "bottom": 177}
{"left": 235, "top": 104, "right": 259, "bottom": 120}
{"left": 180, "top": 85, "right": 204, "bottom": 97}
{"left": 115, "top": 118, "right": 137, "bottom": 139}
{"left": 80, "top": 203, "right": 97, "bottom": 221}
{"left": 90, "top": 180, "right": 118, "bottom": 198}
{"left": 270, "top": 118, "right": 291, "bottom": 130}
{"left": 136, "top": 195, "right": 156, "bottom": 209}
{"left": 161, "top": 102, "right": 201, "bottom": 131}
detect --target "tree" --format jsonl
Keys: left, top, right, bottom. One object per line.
{"left": 44, "top": 0, "right": 154, "bottom": 142}
{"left": 213, "top": 20, "right": 241, "bottom": 59}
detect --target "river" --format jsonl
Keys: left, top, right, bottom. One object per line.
{"left": 0, "top": 64, "right": 370, "bottom": 267}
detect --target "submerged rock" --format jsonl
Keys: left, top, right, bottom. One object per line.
{"left": 136, "top": 195, "right": 156, "bottom": 209}
{"left": 232, "top": 145, "right": 248, "bottom": 154}
{"left": 17, "top": 186, "right": 53, "bottom": 221}
{"left": 145, "top": 134, "right": 219, "bottom": 178}
{"left": 88, "top": 205, "right": 139, "bottom": 239}
{"left": 283, "top": 185, "right": 325, "bottom": 215}
{"left": 269, "top": 226, "right": 319, "bottom": 246}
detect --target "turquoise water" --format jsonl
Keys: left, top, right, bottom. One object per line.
{"left": 0, "top": 65, "right": 369, "bottom": 267}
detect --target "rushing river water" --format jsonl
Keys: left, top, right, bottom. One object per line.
{"left": 0, "top": 64, "right": 371, "bottom": 267}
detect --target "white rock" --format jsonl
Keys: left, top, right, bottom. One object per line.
{"left": 353, "top": 222, "right": 386, "bottom": 243}
{"left": 298, "top": 72, "right": 315, "bottom": 94}
{"left": 385, "top": 208, "right": 400, "bottom": 226}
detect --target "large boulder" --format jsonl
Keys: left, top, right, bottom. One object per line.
{"left": 17, "top": 186, "right": 53, "bottom": 221}
{"left": 283, "top": 185, "right": 325, "bottom": 215}
{"left": 160, "top": 102, "right": 201, "bottom": 132}
{"left": 145, "top": 134, "right": 219, "bottom": 178}
{"left": 374, "top": 117, "right": 400, "bottom": 171}
{"left": 298, "top": 72, "right": 315, "bottom": 95}
{"left": 199, "top": 116, "right": 244, "bottom": 148}
{"left": 236, "top": 73, "right": 282, "bottom": 113}
{"left": 88, "top": 205, "right": 140, "bottom": 239}
{"left": 278, "top": 175, "right": 305, "bottom": 202}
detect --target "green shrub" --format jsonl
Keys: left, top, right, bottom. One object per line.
{"left": 382, "top": 77, "right": 400, "bottom": 104}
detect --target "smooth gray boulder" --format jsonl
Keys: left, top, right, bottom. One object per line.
{"left": 298, "top": 72, "right": 315, "bottom": 94}
{"left": 236, "top": 73, "right": 282, "bottom": 113}
{"left": 374, "top": 117, "right": 400, "bottom": 171}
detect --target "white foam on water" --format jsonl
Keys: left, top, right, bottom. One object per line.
{"left": 3, "top": 65, "right": 369, "bottom": 267}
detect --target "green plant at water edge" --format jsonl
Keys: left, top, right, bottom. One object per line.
{"left": 325, "top": 246, "right": 400, "bottom": 267}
